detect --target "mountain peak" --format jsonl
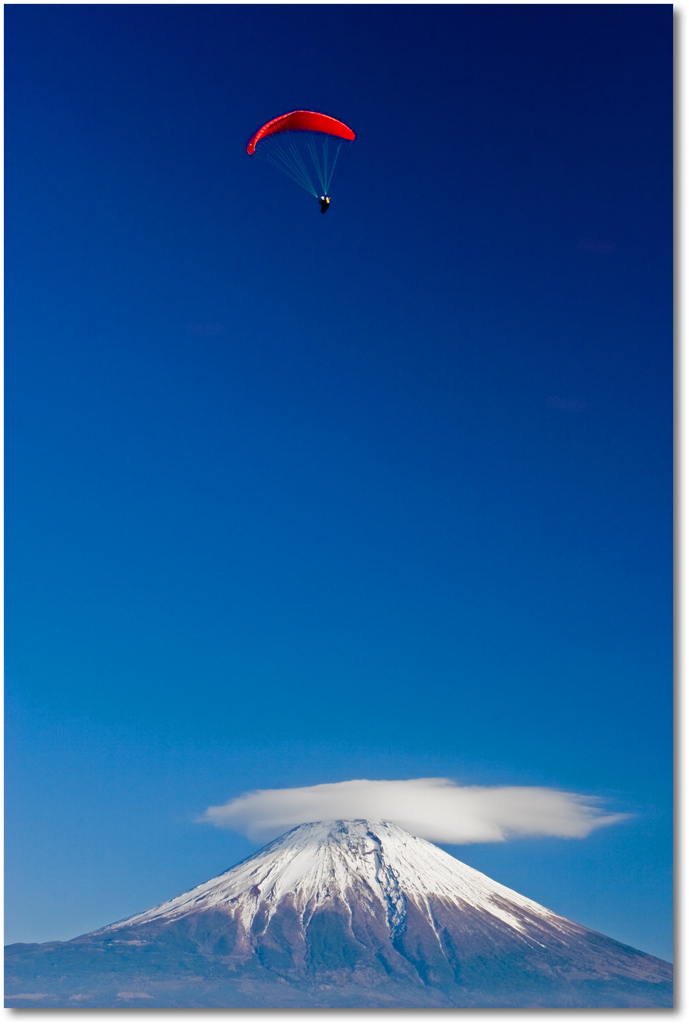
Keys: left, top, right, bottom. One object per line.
{"left": 101, "top": 818, "right": 551, "bottom": 940}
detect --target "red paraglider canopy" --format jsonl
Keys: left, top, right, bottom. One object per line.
{"left": 247, "top": 110, "right": 356, "bottom": 155}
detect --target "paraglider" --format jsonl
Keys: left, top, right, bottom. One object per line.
{"left": 247, "top": 110, "right": 355, "bottom": 212}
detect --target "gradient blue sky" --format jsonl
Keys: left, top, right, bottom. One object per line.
{"left": 5, "top": 4, "right": 672, "bottom": 960}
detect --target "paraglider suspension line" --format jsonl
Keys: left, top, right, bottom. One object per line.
{"left": 307, "top": 136, "right": 344, "bottom": 196}
{"left": 257, "top": 138, "right": 319, "bottom": 196}
{"left": 254, "top": 132, "right": 352, "bottom": 200}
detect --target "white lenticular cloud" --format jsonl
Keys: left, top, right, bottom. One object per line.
{"left": 198, "top": 777, "right": 629, "bottom": 844}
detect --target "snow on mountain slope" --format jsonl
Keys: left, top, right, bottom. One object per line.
{"left": 100, "top": 819, "right": 567, "bottom": 942}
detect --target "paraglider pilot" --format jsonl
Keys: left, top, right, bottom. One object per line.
{"left": 319, "top": 195, "right": 331, "bottom": 214}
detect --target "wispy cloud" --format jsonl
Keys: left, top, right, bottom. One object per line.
{"left": 198, "top": 778, "right": 629, "bottom": 844}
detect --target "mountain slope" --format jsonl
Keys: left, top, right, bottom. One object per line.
{"left": 5, "top": 820, "right": 672, "bottom": 1008}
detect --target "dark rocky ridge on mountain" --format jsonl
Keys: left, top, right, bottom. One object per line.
{"left": 5, "top": 820, "right": 672, "bottom": 1008}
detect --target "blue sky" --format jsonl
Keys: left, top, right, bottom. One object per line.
{"left": 5, "top": 4, "right": 672, "bottom": 961}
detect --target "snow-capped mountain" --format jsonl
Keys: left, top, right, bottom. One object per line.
{"left": 5, "top": 820, "right": 672, "bottom": 1008}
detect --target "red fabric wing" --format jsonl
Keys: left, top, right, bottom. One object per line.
{"left": 247, "top": 110, "right": 355, "bottom": 155}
